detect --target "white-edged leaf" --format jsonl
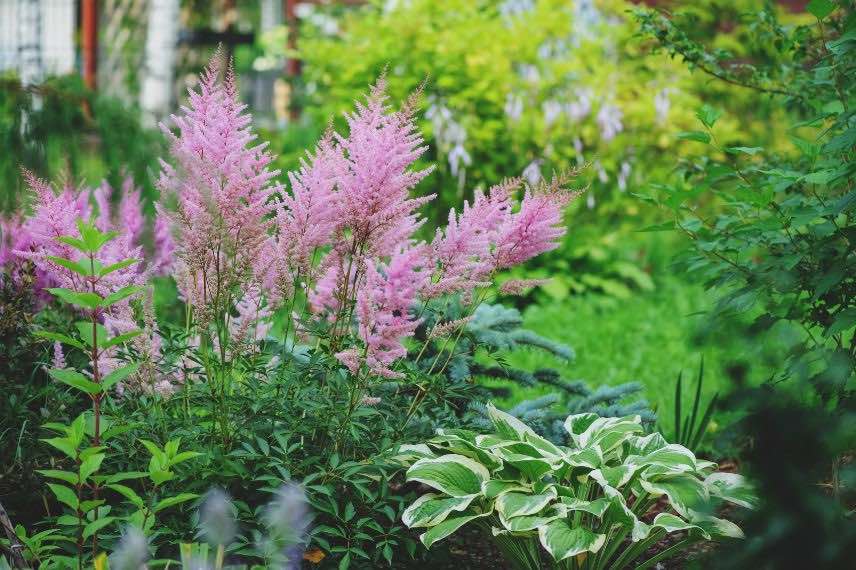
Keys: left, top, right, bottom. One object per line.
{"left": 402, "top": 493, "right": 477, "bottom": 528}
{"left": 496, "top": 488, "right": 557, "bottom": 518}
{"left": 406, "top": 455, "right": 490, "bottom": 497}
{"left": 640, "top": 474, "right": 709, "bottom": 518}
{"left": 481, "top": 480, "right": 530, "bottom": 500}
{"left": 538, "top": 520, "right": 605, "bottom": 561}
{"left": 559, "top": 497, "right": 611, "bottom": 518}
{"left": 420, "top": 512, "right": 490, "bottom": 549}
{"left": 705, "top": 472, "right": 758, "bottom": 509}
{"left": 486, "top": 404, "right": 537, "bottom": 440}
{"left": 501, "top": 505, "right": 566, "bottom": 532}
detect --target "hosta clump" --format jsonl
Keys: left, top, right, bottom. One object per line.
{"left": 397, "top": 405, "right": 755, "bottom": 569}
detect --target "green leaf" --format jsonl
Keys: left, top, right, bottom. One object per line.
{"left": 36, "top": 469, "right": 79, "bottom": 485}
{"left": 101, "top": 330, "right": 143, "bottom": 349}
{"left": 406, "top": 455, "right": 490, "bottom": 497}
{"left": 650, "top": 512, "right": 709, "bottom": 538}
{"left": 47, "top": 483, "right": 79, "bottom": 510}
{"left": 485, "top": 404, "right": 537, "bottom": 440}
{"left": 101, "top": 363, "right": 141, "bottom": 392}
{"left": 101, "top": 285, "right": 145, "bottom": 307}
{"left": 559, "top": 497, "right": 611, "bottom": 518}
{"left": 42, "top": 437, "right": 78, "bottom": 459}
{"left": 827, "top": 308, "right": 856, "bottom": 337}
{"left": 807, "top": 0, "right": 835, "bottom": 19}
{"left": 419, "top": 513, "right": 490, "bottom": 549}
{"left": 496, "top": 488, "right": 557, "bottom": 519}
{"left": 725, "top": 146, "right": 763, "bottom": 155}
{"left": 79, "top": 454, "right": 106, "bottom": 482}
{"left": 500, "top": 506, "right": 566, "bottom": 532}
{"left": 705, "top": 473, "right": 758, "bottom": 509}
{"left": 153, "top": 493, "right": 199, "bottom": 513}
{"left": 677, "top": 131, "right": 711, "bottom": 144}
{"left": 56, "top": 236, "right": 89, "bottom": 253}
{"left": 688, "top": 512, "right": 744, "bottom": 539}
{"left": 402, "top": 493, "right": 477, "bottom": 528}
{"left": 75, "top": 322, "right": 108, "bottom": 348}
{"left": 48, "top": 369, "right": 101, "bottom": 394}
{"left": 98, "top": 258, "right": 139, "bottom": 277}
{"left": 106, "top": 484, "right": 145, "bottom": 508}
{"left": 695, "top": 105, "right": 722, "bottom": 129}
{"left": 32, "top": 331, "right": 86, "bottom": 351}
{"left": 538, "top": 520, "right": 605, "bottom": 562}
{"left": 82, "top": 517, "right": 115, "bottom": 540}
{"left": 46, "top": 256, "right": 92, "bottom": 277}
{"left": 46, "top": 288, "right": 102, "bottom": 309}
{"left": 640, "top": 474, "right": 709, "bottom": 518}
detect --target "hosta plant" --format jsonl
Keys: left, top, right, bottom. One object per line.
{"left": 397, "top": 405, "right": 754, "bottom": 569}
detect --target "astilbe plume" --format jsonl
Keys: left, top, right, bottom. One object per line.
{"left": 156, "top": 53, "right": 281, "bottom": 320}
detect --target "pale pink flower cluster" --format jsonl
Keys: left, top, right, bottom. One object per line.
{"left": 499, "top": 278, "right": 551, "bottom": 296}
{"left": 151, "top": 56, "right": 580, "bottom": 379}
{"left": 156, "top": 54, "right": 281, "bottom": 319}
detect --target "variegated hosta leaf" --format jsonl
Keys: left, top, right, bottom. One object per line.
{"left": 482, "top": 480, "right": 531, "bottom": 500}
{"left": 521, "top": 430, "right": 565, "bottom": 459}
{"left": 590, "top": 465, "right": 637, "bottom": 489}
{"left": 688, "top": 511, "right": 745, "bottom": 539}
{"left": 563, "top": 447, "right": 603, "bottom": 470}
{"left": 629, "top": 444, "right": 700, "bottom": 475}
{"left": 559, "top": 497, "right": 611, "bottom": 518}
{"left": 640, "top": 474, "right": 709, "bottom": 518}
{"left": 625, "top": 432, "right": 669, "bottom": 456}
{"left": 538, "top": 520, "right": 606, "bottom": 561}
{"left": 402, "top": 493, "right": 477, "bottom": 528}
{"left": 705, "top": 472, "right": 758, "bottom": 509}
{"left": 420, "top": 512, "right": 491, "bottom": 549}
{"left": 491, "top": 448, "right": 556, "bottom": 480}
{"left": 431, "top": 431, "right": 504, "bottom": 471}
{"left": 394, "top": 444, "right": 436, "bottom": 464}
{"left": 496, "top": 487, "right": 557, "bottom": 519}
{"left": 407, "top": 455, "right": 490, "bottom": 497}
{"left": 651, "top": 512, "right": 711, "bottom": 539}
{"left": 601, "top": 484, "right": 652, "bottom": 542}
{"left": 486, "top": 404, "right": 537, "bottom": 441}
{"left": 564, "top": 414, "right": 643, "bottom": 455}
{"left": 500, "top": 505, "right": 567, "bottom": 532}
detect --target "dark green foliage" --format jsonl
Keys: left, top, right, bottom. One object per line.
{"left": 0, "top": 74, "right": 163, "bottom": 213}
{"left": 637, "top": 0, "right": 856, "bottom": 563}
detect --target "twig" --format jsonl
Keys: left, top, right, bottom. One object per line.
{"left": 0, "top": 499, "right": 27, "bottom": 568}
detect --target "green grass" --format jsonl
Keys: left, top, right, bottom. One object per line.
{"left": 487, "top": 274, "right": 789, "bottom": 441}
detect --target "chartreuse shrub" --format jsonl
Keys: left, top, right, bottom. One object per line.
{"left": 397, "top": 405, "right": 754, "bottom": 569}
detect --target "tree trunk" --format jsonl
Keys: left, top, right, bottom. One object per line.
{"left": 140, "top": 0, "right": 180, "bottom": 123}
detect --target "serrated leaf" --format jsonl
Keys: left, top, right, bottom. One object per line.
{"left": 106, "top": 484, "right": 145, "bottom": 508}
{"left": 48, "top": 368, "right": 101, "bottom": 394}
{"left": 42, "top": 437, "right": 78, "bottom": 459}
{"left": 47, "top": 483, "right": 79, "bottom": 510}
{"left": 807, "top": 0, "right": 835, "bottom": 19}
{"left": 677, "top": 131, "right": 711, "bottom": 144}
{"left": 46, "top": 288, "right": 102, "bottom": 309}
{"left": 98, "top": 258, "right": 139, "bottom": 277}
{"left": 79, "top": 454, "right": 105, "bottom": 482}
{"left": 101, "top": 330, "right": 143, "bottom": 349}
{"left": 82, "top": 517, "right": 115, "bottom": 540}
{"left": 153, "top": 493, "right": 198, "bottom": 513}
{"left": 101, "top": 285, "right": 145, "bottom": 307}
{"left": 695, "top": 105, "right": 722, "bottom": 129}
{"left": 32, "top": 331, "right": 86, "bottom": 351}
{"left": 36, "top": 469, "right": 79, "bottom": 485}
{"left": 46, "top": 256, "right": 92, "bottom": 277}
{"left": 75, "top": 322, "right": 107, "bottom": 348}
{"left": 101, "top": 363, "right": 141, "bottom": 392}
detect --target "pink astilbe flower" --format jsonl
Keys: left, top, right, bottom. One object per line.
{"left": 428, "top": 180, "right": 516, "bottom": 296}
{"left": 342, "top": 246, "right": 429, "bottom": 378}
{"left": 276, "top": 134, "right": 344, "bottom": 278}
{"left": 118, "top": 179, "right": 146, "bottom": 246}
{"left": 493, "top": 179, "right": 576, "bottom": 269}
{"left": 334, "top": 78, "right": 435, "bottom": 256}
{"left": 157, "top": 53, "right": 281, "bottom": 309}
{"left": 52, "top": 341, "right": 66, "bottom": 369}
{"left": 499, "top": 278, "right": 551, "bottom": 296}
{"left": 151, "top": 207, "right": 176, "bottom": 275}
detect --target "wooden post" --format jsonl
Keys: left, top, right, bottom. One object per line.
{"left": 82, "top": 0, "right": 98, "bottom": 90}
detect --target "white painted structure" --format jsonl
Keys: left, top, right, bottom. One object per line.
{"left": 0, "top": 0, "right": 75, "bottom": 84}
